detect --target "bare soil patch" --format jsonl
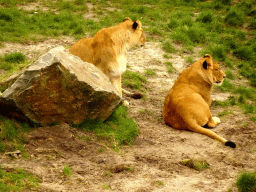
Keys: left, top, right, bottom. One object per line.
{"left": 0, "top": 40, "right": 255, "bottom": 192}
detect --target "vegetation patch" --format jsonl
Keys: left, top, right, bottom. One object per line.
{"left": 0, "top": 166, "right": 41, "bottom": 191}
{"left": 0, "top": 115, "right": 36, "bottom": 155}
{"left": 179, "top": 159, "right": 210, "bottom": 171}
{"left": 122, "top": 70, "right": 147, "bottom": 91}
{"left": 236, "top": 171, "right": 256, "bottom": 192}
{"left": 62, "top": 166, "right": 72, "bottom": 178}
{"left": 73, "top": 106, "right": 138, "bottom": 150}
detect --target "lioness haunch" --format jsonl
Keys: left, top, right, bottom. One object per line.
{"left": 69, "top": 17, "right": 146, "bottom": 104}
{"left": 163, "top": 54, "right": 236, "bottom": 148}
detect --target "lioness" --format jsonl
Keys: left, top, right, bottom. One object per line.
{"left": 69, "top": 17, "right": 146, "bottom": 104}
{"left": 163, "top": 54, "right": 236, "bottom": 148}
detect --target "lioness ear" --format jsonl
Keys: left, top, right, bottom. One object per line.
{"left": 204, "top": 54, "right": 211, "bottom": 58}
{"left": 133, "top": 21, "right": 138, "bottom": 29}
{"left": 123, "top": 17, "right": 132, "bottom": 22}
{"left": 203, "top": 60, "right": 208, "bottom": 69}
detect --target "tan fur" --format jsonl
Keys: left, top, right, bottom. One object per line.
{"left": 69, "top": 17, "right": 146, "bottom": 100}
{"left": 163, "top": 54, "right": 236, "bottom": 148}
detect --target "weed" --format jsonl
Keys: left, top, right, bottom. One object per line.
{"left": 168, "top": 18, "right": 179, "bottom": 29}
{"left": 170, "top": 28, "right": 192, "bottom": 45}
{"left": 3, "top": 52, "right": 25, "bottom": 63}
{"left": 162, "top": 41, "right": 176, "bottom": 53}
{"left": 157, "top": 181, "right": 163, "bottom": 186}
{"left": 102, "top": 183, "right": 111, "bottom": 190}
{"left": 238, "top": 95, "right": 247, "bottom": 104}
{"left": 122, "top": 70, "right": 146, "bottom": 90}
{"left": 218, "top": 110, "right": 233, "bottom": 117}
{"left": 73, "top": 106, "right": 138, "bottom": 148}
{"left": 211, "top": 44, "right": 227, "bottom": 61}
{"left": 186, "top": 26, "right": 206, "bottom": 44}
{"left": 63, "top": 166, "right": 72, "bottom": 178}
{"left": 165, "top": 61, "right": 176, "bottom": 74}
{"left": 181, "top": 16, "right": 193, "bottom": 27}
{"left": 98, "top": 147, "right": 106, "bottom": 153}
{"left": 197, "top": 11, "right": 214, "bottom": 23}
{"left": 80, "top": 136, "right": 92, "bottom": 142}
{"left": 219, "top": 79, "right": 234, "bottom": 92}
{"left": 104, "top": 170, "right": 112, "bottom": 177}
{"left": 244, "top": 104, "right": 255, "bottom": 114}
{"left": 145, "top": 69, "right": 156, "bottom": 77}
{"left": 249, "top": 17, "right": 256, "bottom": 30}
{"left": 224, "top": 7, "right": 245, "bottom": 27}
{"left": 0, "top": 166, "right": 41, "bottom": 191}
{"left": 223, "top": 36, "right": 237, "bottom": 50}
{"left": 212, "top": 97, "right": 235, "bottom": 107}
{"left": 233, "top": 47, "right": 253, "bottom": 61}
{"left": 186, "top": 56, "right": 194, "bottom": 64}
{"left": 234, "top": 87, "right": 255, "bottom": 100}
{"left": 180, "top": 159, "right": 210, "bottom": 171}
{"left": 0, "top": 115, "right": 39, "bottom": 154}
{"left": 236, "top": 171, "right": 256, "bottom": 192}
{"left": 225, "top": 70, "right": 235, "bottom": 80}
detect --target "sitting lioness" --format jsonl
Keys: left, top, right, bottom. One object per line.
{"left": 69, "top": 17, "right": 146, "bottom": 104}
{"left": 163, "top": 54, "right": 236, "bottom": 148}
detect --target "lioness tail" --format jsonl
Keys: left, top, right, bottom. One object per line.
{"left": 122, "top": 88, "right": 143, "bottom": 99}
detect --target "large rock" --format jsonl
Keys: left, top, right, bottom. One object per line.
{"left": 0, "top": 46, "right": 122, "bottom": 125}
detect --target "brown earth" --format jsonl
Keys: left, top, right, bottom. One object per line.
{"left": 0, "top": 39, "right": 255, "bottom": 192}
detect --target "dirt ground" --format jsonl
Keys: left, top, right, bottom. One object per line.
{"left": 0, "top": 38, "right": 256, "bottom": 192}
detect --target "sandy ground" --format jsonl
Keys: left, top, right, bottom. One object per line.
{"left": 0, "top": 38, "right": 255, "bottom": 192}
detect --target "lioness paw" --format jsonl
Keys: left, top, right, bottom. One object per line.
{"left": 212, "top": 117, "right": 221, "bottom": 124}
{"left": 123, "top": 100, "right": 130, "bottom": 106}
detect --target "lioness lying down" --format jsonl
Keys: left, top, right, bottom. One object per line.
{"left": 163, "top": 54, "right": 236, "bottom": 148}
{"left": 69, "top": 17, "right": 146, "bottom": 104}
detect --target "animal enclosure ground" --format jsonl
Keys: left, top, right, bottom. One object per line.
{"left": 0, "top": 39, "right": 255, "bottom": 192}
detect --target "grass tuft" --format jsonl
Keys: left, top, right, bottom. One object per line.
{"left": 122, "top": 70, "right": 146, "bottom": 90}
{"left": 180, "top": 159, "right": 210, "bottom": 171}
{"left": 224, "top": 7, "right": 245, "bottom": 27}
{"left": 73, "top": 106, "right": 138, "bottom": 149}
{"left": 162, "top": 41, "right": 176, "bottom": 53}
{"left": 236, "top": 171, "right": 256, "bottom": 192}
{"left": 0, "top": 166, "right": 41, "bottom": 191}
{"left": 197, "top": 11, "right": 214, "bottom": 23}
{"left": 63, "top": 166, "right": 72, "bottom": 178}
{"left": 3, "top": 52, "right": 26, "bottom": 63}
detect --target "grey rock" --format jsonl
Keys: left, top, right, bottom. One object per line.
{"left": 0, "top": 46, "right": 122, "bottom": 125}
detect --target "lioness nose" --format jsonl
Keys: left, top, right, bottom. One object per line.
{"left": 223, "top": 75, "right": 226, "bottom": 78}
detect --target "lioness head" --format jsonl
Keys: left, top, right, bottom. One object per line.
{"left": 123, "top": 17, "right": 146, "bottom": 48}
{"left": 202, "top": 54, "right": 226, "bottom": 85}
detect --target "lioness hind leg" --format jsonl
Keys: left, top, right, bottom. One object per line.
{"left": 110, "top": 75, "right": 122, "bottom": 96}
{"left": 207, "top": 116, "right": 221, "bottom": 128}
{"left": 110, "top": 76, "right": 130, "bottom": 106}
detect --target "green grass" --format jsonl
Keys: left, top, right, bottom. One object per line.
{"left": 162, "top": 41, "right": 176, "bottom": 53}
{"left": 180, "top": 159, "right": 210, "bottom": 171}
{"left": 0, "top": 52, "right": 28, "bottom": 81}
{"left": 0, "top": 166, "right": 41, "bottom": 191}
{"left": 0, "top": 115, "right": 35, "bottom": 155}
{"left": 165, "top": 61, "right": 176, "bottom": 74}
{"left": 145, "top": 69, "right": 156, "bottom": 77}
{"left": 218, "top": 109, "right": 233, "bottom": 117}
{"left": 236, "top": 171, "right": 256, "bottom": 192}
{"left": 122, "top": 70, "right": 146, "bottom": 90}
{"left": 157, "top": 181, "right": 163, "bottom": 187}
{"left": 73, "top": 106, "right": 138, "bottom": 150}
{"left": 63, "top": 166, "right": 72, "bottom": 178}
